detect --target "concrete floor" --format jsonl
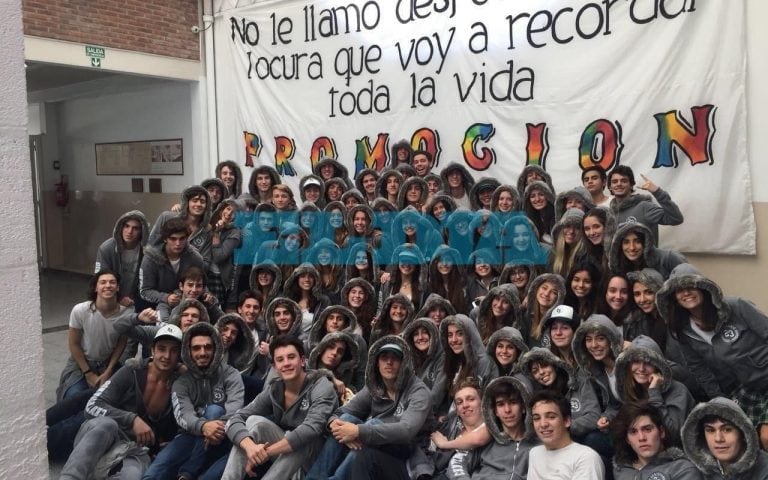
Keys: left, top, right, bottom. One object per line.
{"left": 41, "top": 269, "right": 92, "bottom": 477}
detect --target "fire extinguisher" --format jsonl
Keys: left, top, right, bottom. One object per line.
{"left": 55, "top": 175, "right": 69, "bottom": 207}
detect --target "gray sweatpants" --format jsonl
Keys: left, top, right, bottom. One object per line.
{"left": 59, "top": 416, "right": 147, "bottom": 480}
{"left": 220, "top": 415, "right": 322, "bottom": 480}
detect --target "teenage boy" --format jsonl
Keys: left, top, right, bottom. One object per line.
{"left": 95, "top": 210, "right": 150, "bottom": 308}
{"left": 142, "top": 323, "right": 244, "bottom": 480}
{"left": 527, "top": 390, "right": 605, "bottom": 479}
{"left": 448, "top": 376, "right": 539, "bottom": 480}
{"left": 608, "top": 165, "right": 683, "bottom": 244}
{"left": 58, "top": 325, "right": 184, "bottom": 480}
{"left": 161, "top": 266, "right": 224, "bottom": 324}
{"left": 682, "top": 397, "right": 768, "bottom": 479}
{"left": 139, "top": 217, "right": 205, "bottom": 309}
{"left": 220, "top": 335, "right": 338, "bottom": 479}
{"left": 581, "top": 166, "right": 612, "bottom": 208}
{"left": 306, "top": 336, "right": 431, "bottom": 480}
{"left": 612, "top": 402, "right": 701, "bottom": 479}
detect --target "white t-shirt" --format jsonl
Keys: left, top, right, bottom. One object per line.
{"left": 527, "top": 441, "right": 604, "bottom": 480}
{"left": 69, "top": 301, "right": 132, "bottom": 363}
{"left": 689, "top": 318, "right": 715, "bottom": 345}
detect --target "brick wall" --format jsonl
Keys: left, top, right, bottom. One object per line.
{"left": 23, "top": 0, "right": 200, "bottom": 60}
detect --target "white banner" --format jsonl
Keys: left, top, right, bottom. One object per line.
{"left": 213, "top": 0, "right": 754, "bottom": 254}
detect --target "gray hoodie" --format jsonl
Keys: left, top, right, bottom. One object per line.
{"left": 114, "top": 298, "right": 210, "bottom": 351}
{"left": 448, "top": 375, "right": 538, "bottom": 480}
{"left": 572, "top": 313, "right": 624, "bottom": 421}
{"left": 554, "top": 186, "right": 596, "bottom": 220}
{"left": 682, "top": 397, "right": 768, "bottom": 479}
{"left": 308, "top": 305, "right": 367, "bottom": 391}
{"left": 485, "top": 326, "right": 529, "bottom": 376}
{"left": 225, "top": 369, "right": 338, "bottom": 451}
{"left": 215, "top": 160, "right": 244, "bottom": 198}
{"left": 402, "top": 318, "right": 445, "bottom": 409}
{"left": 215, "top": 313, "right": 256, "bottom": 374}
{"left": 656, "top": 265, "right": 768, "bottom": 398}
{"left": 138, "top": 243, "right": 205, "bottom": 307}
{"left": 469, "top": 177, "right": 501, "bottom": 211}
{"left": 95, "top": 210, "right": 150, "bottom": 300}
{"left": 609, "top": 188, "right": 683, "bottom": 246}
{"left": 475, "top": 284, "right": 521, "bottom": 344}
{"left": 519, "top": 273, "right": 566, "bottom": 347}
{"left": 148, "top": 186, "right": 213, "bottom": 267}
{"left": 516, "top": 165, "right": 555, "bottom": 199}
{"left": 308, "top": 331, "right": 361, "bottom": 392}
{"left": 332, "top": 335, "right": 431, "bottom": 446}
{"left": 614, "top": 335, "right": 695, "bottom": 445}
{"left": 609, "top": 222, "right": 686, "bottom": 279}
{"left": 519, "top": 347, "right": 602, "bottom": 438}
{"left": 172, "top": 322, "right": 244, "bottom": 435}
{"left": 614, "top": 447, "right": 703, "bottom": 480}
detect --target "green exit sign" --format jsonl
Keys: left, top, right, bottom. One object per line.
{"left": 85, "top": 45, "right": 105, "bottom": 59}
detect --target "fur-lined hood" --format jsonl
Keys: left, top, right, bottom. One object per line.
{"left": 425, "top": 193, "right": 457, "bottom": 222}
{"left": 341, "top": 188, "right": 365, "bottom": 207}
{"left": 111, "top": 210, "right": 150, "bottom": 252}
{"left": 264, "top": 297, "right": 303, "bottom": 338}
{"left": 439, "top": 314, "right": 486, "bottom": 370}
{"left": 181, "top": 185, "right": 213, "bottom": 226}
{"left": 615, "top": 335, "right": 673, "bottom": 398}
{"left": 499, "top": 262, "right": 537, "bottom": 285}
{"left": 355, "top": 168, "right": 380, "bottom": 197}
{"left": 551, "top": 208, "right": 585, "bottom": 242}
{"left": 170, "top": 298, "right": 211, "bottom": 327}
{"left": 477, "top": 284, "right": 521, "bottom": 334}
{"left": 323, "top": 177, "right": 348, "bottom": 200}
{"left": 215, "top": 313, "right": 255, "bottom": 372}
{"left": 482, "top": 375, "right": 534, "bottom": 443}
{"left": 282, "top": 262, "right": 324, "bottom": 299}
{"left": 656, "top": 264, "right": 730, "bottom": 332}
{"left": 248, "top": 165, "right": 281, "bottom": 198}
{"left": 308, "top": 331, "right": 359, "bottom": 379}
{"left": 501, "top": 214, "right": 549, "bottom": 266}
{"left": 402, "top": 317, "right": 441, "bottom": 359}
{"left": 627, "top": 268, "right": 665, "bottom": 293}
{"left": 299, "top": 174, "right": 326, "bottom": 206}
{"left": 469, "top": 177, "right": 501, "bottom": 211}
{"left": 376, "top": 169, "right": 403, "bottom": 199}
{"left": 313, "top": 157, "right": 350, "bottom": 184}
{"left": 682, "top": 397, "right": 762, "bottom": 477}
{"left": 468, "top": 248, "right": 500, "bottom": 271}
{"left": 469, "top": 209, "right": 503, "bottom": 239}
{"left": 440, "top": 162, "right": 476, "bottom": 192}
{"left": 388, "top": 242, "right": 428, "bottom": 285}
{"left": 522, "top": 181, "right": 555, "bottom": 214}
{"left": 215, "top": 160, "right": 243, "bottom": 198}
{"left": 390, "top": 140, "right": 413, "bottom": 166}
{"left": 554, "top": 186, "right": 595, "bottom": 220}
{"left": 608, "top": 222, "right": 658, "bottom": 272}
{"left": 415, "top": 293, "right": 456, "bottom": 319}
{"left": 181, "top": 322, "right": 224, "bottom": 378}
{"left": 341, "top": 278, "right": 376, "bottom": 308}
{"left": 572, "top": 314, "right": 624, "bottom": 371}
{"left": 201, "top": 178, "right": 229, "bottom": 209}
{"left": 520, "top": 347, "right": 578, "bottom": 389}
{"left": 490, "top": 184, "right": 521, "bottom": 212}
{"left": 249, "top": 260, "right": 283, "bottom": 303}
{"left": 525, "top": 273, "right": 566, "bottom": 314}
{"left": 516, "top": 165, "right": 555, "bottom": 198}
{"left": 345, "top": 204, "right": 374, "bottom": 238}
{"left": 305, "top": 238, "right": 343, "bottom": 267}
{"left": 344, "top": 242, "right": 381, "bottom": 282}
{"left": 365, "top": 335, "right": 414, "bottom": 398}
{"left": 486, "top": 326, "right": 529, "bottom": 374}
{"left": 429, "top": 245, "right": 463, "bottom": 272}
{"left": 397, "top": 176, "right": 429, "bottom": 210}
{"left": 308, "top": 305, "right": 359, "bottom": 350}
{"left": 372, "top": 293, "right": 415, "bottom": 339}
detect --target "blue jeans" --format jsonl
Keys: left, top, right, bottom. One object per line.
{"left": 142, "top": 405, "right": 228, "bottom": 480}
{"left": 305, "top": 414, "right": 382, "bottom": 480}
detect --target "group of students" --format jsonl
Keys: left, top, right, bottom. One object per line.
{"left": 49, "top": 145, "right": 768, "bottom": 479}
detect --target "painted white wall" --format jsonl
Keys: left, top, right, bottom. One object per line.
{"left": 55, "top": 80, "right": 201, "bottom": 193}
{"left": 0, "top": 0, "right": 49, "bottom": 477}
{"left": 747, "top": 0, "right": 768, "bottom": 202}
